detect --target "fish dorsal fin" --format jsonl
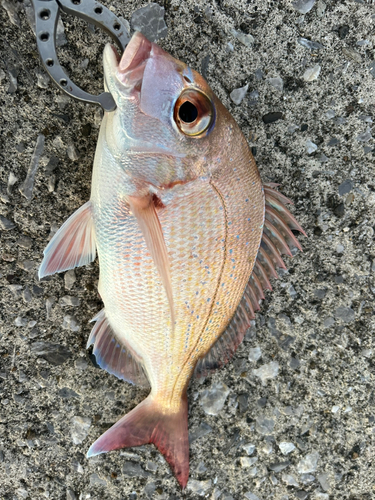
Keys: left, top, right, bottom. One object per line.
{"left": 39, "top": 201, "right": 96, "bottom": 279}
{"left": 194, "top": 184, "right": 304, "bottom": 378}
{"left": 87, "top": 309, "right": 149, "bottom": 388}
{"left": 128, "top": 195, "right": 175, "bottom": 329}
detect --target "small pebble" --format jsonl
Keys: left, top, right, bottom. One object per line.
{"left": 20, "top": 260, "right": 35, "bottom": 271}
{"left": 253, "top": 361, "right": 279, "bottom": 384}
{"left": 60, "top": 296, "right": 81, "bottom": 307}
{"left": 189, "top": 421, "right": 212, "bottom": 443}
{"left": 66, "top": 488, "right": 77, "bottom": 500}
{"left": 16, "top": 489, "right": 28, "bottom": 499}
{"left": 288, "top": 124, "right": 300, "bottom": 134}
{"left": 314, "top": 494, "right": 329, "bottom": 500}
{"left": 323, "top": 317, "right": 335, "bottom": 328}
{"left": 199, "top": 381, "right": 230, "bottom": 415}
{"left": 244, "top": 493, "right": 261, "bottom": 500}
{"left": 89, "top": 473, "right": 107, "bottom": 486}
{"left": 279, "top": 442, "right": 296, "bottom": 455}
{"left": 300, "top": 473, "right": 315, "bottom": 484}
{"left": 335, "top": 242, "right": 345, "bottom": 253}
{"left": 46, "top": 296, "right": 56, "bottom": 319}
{"left": 334, "top": 306, "right": 355, "bottom": 323}
{"left": 296, "top": 491, "right": 309, "bottom": 500}
{"left": 317, "top": 472, "right": 330, "bottom": 491}
{"left": 31, "top": 341, "right": 71, "bottom": 365}
{"left": 298, "top": 37, "right": 323, "bottom": 50}
{"left": 75, "top": 358, "right": 88, "bottom": 371}
{"left": 240, "top": 456, "right": 258, "bottom": 468}
{"left": 356, "top": 128, "right": 372, "bottom": 142}
{"left": 359, "top": 114, "right": 373, "bottom": 123}
{"left": 19, "top": 134, "right": 45, "bottom": 200}
{"left": 67, "top": 144, "right": 79, "bottom": 161}
{"left": 328, "top": 137, "right": 339, "bottom": 146}
{"left": 36, "top": 69, "right": 50, "bottom": 89}
{"left": 289, "top": 357, "right": 300, "bottom": 369}
{"left": 269, "top": 474, "right": 278, "bottom": 486}
{"left": 292, "top": 0, "right": 316, "bottom": 14}
{"left": 262, "top": 112, "right": 283, "bottom": 124}
{"left": 297, "top": 451, "right": 320, "bottom": 473}
{"left": 131, "top": 3, "right": 168, "bottom": 42}
{"left": 262, "top": 442, "right": 273, "bottom": 454}
{"left": 7, "top": 171, "right": 18, "bottom": 188}
{"left": 338, "top": 179, "right": 353, "bottom": 196}
{"left": 267, "top": 77, "right": 283, "bottom": 92}
{"left": 248, "top": 346, "right": 262, "bottom": 362}
{"left": 361, "top": 348, "right": 372, "bottom": 358}
{"left": 65, "top": 269, "right": 76, "bottom": 289}
{"left": 62, "top": 315, "right": 80, "bottom": 332}
{"left": 186, "top": 479, "right": 212, "bottom": 496}
{"left": 15, "top": 316, "right": 28, "bottom": 327}
{"left": 325, "top": 109, "right": 335, "bottom": 119}
{"left": 342, "top": 48, "right": 361, "bottom": 63}
{"left": 0, "top": 215, "right": 15, "bottom": 230}
{"left": 282, "top": 474, "right": 299, "bottom": 487}
{"left": 242, "top": 443, "right": 256, "bottom": 455}
{"left": 230, "top": 83, "right": 249, "bottom": 105}
{"left": 303, "top": 65, "right": 321, "bottom": 82}
{"left": 22, "top": 286, "right": 32, "bottom": 303}
{"left": 71, "top": 416, "right": 91, "bottom": 444}
{"left": 255, "top": 416, "right": 275, "bottom": 435}
{"left": 144, "top": 482, "right": 156, "bottom": 499}
{"left": 56, "top": 18, "right": 67, "bottom": 46}
{"left": 195, "top": 461, "right": 207, "bottom": 473}
{"left": 306, "top": 140, "right": 318, "bottom": 154}
{"left": 122, "top": 461, "right": 148, "bottom": 478}
{"left": 232, "top": 29, "right": 254, "bottom": 47}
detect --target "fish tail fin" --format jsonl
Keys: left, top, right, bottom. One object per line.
{"left": 87, "top": 393, "right": 189, "bottom": 488}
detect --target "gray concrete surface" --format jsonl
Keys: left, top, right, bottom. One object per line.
{"left": 1, "top": 0, "right": 375, "bottom": 499}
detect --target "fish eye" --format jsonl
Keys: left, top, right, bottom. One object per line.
{"left": 174, "top": 89, "right": 214, "bottom": 137}
{"left": 178, "top": 101, "right": 198, "bottom": 123}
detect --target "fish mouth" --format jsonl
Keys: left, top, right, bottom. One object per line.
{"left": 119, "top": 32, "right": 152, "bottom": 74}
{"left": 108, "top": 32, "right": 166, "bottom": 90}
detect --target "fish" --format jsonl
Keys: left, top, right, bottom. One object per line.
{"left": 38, "top": 32, "right": 305, "bottom": 488}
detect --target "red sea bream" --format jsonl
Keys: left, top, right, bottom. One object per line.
{"left": 39, "top": 32, "right": 304, "bottom": 488}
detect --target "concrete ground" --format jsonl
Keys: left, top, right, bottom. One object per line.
{"left": 1, "top": 0, "right": 375, "bottom": 499}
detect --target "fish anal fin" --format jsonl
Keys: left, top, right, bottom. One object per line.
{"left": 194, "top": 296, "right": 253, "bottom": 378}
{"left": 87, "top": 309, "right": 149, "bottom": 388}
{"left": 39, "top": 201, "right": 96, "bottom": 279}
{"left": 87, "top": 393, "right": 189, "bottom": 489}
{"left": 128, "top": 195, "right": 175, "bottom": 329}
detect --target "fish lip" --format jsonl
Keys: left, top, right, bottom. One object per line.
{"left": 119, "top": 32, "right": 152, "bottom": 73}
{"left": 113, "top": 32, "right": 153, "bottom": 88}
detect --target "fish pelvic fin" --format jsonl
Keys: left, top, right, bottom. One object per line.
{"left": 38, "top": 201, "right": 96, "bottom": 279}
{"left": 128, "top": 195, "right": 175, "bottom": 330}
{"left": 87, "top": 393, "right": 189, "bottom": 489}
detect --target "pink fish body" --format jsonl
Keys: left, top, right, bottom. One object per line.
{"left": 39, "top": 33, "right": 304, "bottom": 487}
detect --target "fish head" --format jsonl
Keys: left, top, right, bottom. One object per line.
{"left": 102, "top": 32, "right": 234, "bottom": 195}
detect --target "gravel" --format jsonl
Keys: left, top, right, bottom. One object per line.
{"left": 1, "top": 0, "right": 375, "bottom": 499}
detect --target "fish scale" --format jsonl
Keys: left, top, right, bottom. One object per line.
{"left": 38, "top": 32, "right": 304, "bottom": 488}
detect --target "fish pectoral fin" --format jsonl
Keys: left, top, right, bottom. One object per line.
{"left": 87, "top": 309, "right": 149, "bottom": 388}
{"left": 38, "top": 201, "right": 96, "bottom": 279}
{"left": 87, "top": 393, "right": 189, "bottom": 489}
{"left": 128, "top": 195, "right": 175, "bottom": 329}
